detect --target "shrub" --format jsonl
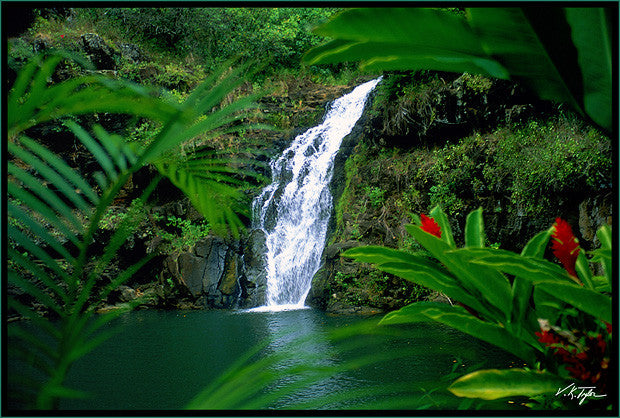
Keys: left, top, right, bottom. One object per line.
{"left": 344, "top": 206, "right": 612, "bottom": 409}
{"left": 152, "top": 214, "right": 211, "bottom": 254}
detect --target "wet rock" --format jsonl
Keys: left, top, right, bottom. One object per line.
{"left": 176, "top": 252, "right": 207, "bottom": 297}
{"left": 238, "top": 229, "right": 269, "bottom": 307}
{"left": 161, "top": 235, "right": 264, "bottom": 309}
{"left": 324, "top": 241, "right": 360, "bottom": 260}
{"left": 219, "top": 249, "right": 240, "bottom": 296}
{"left": 119, "top": 285, "right": 137, "bottom": 302}
{"left": 326, "top": 300, "right": 384, "bottom": 316}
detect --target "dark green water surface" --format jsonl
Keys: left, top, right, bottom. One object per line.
{"left": 60, "top": 308, "right": 515, "bottom": 410}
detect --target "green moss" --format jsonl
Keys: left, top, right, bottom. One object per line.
{"left": 363, "top": 186, "right": 386, "bottom": 208}
{"left": 117, "top": 61, "right": 206, "bottom": 92}
{"left": 485, "top": 116, "right": 612, "bottom": 215}
{"left": 332, "top": 268, "right": 430, "bottom": 307}
{"left": 459, "top": 72, "right": 493, "bottom": 93}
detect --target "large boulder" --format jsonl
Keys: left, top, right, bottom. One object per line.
{"left": 161, "top": 233, "right": 269, "bottom": 309}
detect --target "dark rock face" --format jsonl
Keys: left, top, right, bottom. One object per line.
{"left": 164, "top": 237, "right": 236, "bottom": 308}
{"left": 161, "top": 233, "right": 268, "bottom": 309}
{"left": 306, "top": 241, "right": 359, "bottom": 310}
{"left": 368, "top": 72, "right": 549, "bottom": 149}
{"left": 239, "top": 229, "right": 269, "bottom": 307}
{"left": 80, "top": 33, "right": 117, "bottom": 70}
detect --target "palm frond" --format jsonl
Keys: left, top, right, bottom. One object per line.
{"left": 7, "top": 52, "right": 270, "bottom": 409}
{"left": 8, "top": 55, "right": 182, "bottom": 137}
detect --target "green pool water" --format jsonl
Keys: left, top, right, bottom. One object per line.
{"left": 53, "top": 308, "right": 515, "bottom": 410}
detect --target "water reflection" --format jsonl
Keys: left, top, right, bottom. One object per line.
{"left": 258, "top": 309, "right": 354, "bottom": 409}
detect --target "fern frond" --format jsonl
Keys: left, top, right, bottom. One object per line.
{"left": 6, "top": 298, "right": 62, "bottom": 341}
{"left": 64, "top": 122, "right": 119, "bottom": 180}
{"left": 8, "top": 55, "right": 184, "bottom": 137}
{"left": 8, "top": 164, "right": 84, "bottom": 231}
{"left": 7, "top": 345, "right": 56, "bottom": 378}
{"left": 7, "top": 325, "right": 59, "bottom": 364}
{"left": 7, "top": 248, "right": 69, "bottom": 306}
{"left": 8, "top": 143, "right": 91, "bottom": 214}
{"left": 16, "top": 136, "right": 99, "bottom": 205}
{"left": 8, "top": 203, "right": 76, "bottom": 264}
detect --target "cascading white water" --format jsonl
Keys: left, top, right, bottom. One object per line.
{"left": 252, "top": 78, "right": 381, "bottom": 311}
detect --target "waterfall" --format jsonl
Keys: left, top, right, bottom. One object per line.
{"left": 251, "top": 78, "right": 381, "bottom": 311}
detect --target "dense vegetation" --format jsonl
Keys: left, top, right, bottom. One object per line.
{"left": 6, "top": 6, "right": 614, "bottom": 412}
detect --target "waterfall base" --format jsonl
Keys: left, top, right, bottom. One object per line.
{"left": 245, "top": 304, "right": 311, "bottom": 313}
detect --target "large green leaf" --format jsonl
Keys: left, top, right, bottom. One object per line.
{"left": 520, "top": 228, "right": 552, "bottom": 258}
{"left": 535, "top": 282, "right": 611, "bottom": 323}
{"left": 533, "top": 287, "right": 564, "bottom": 325}
{"left": 305, "top": 7, "right": 612, "bottom": 131}
{"left": 409, "top": 227, "right": 511, "bottom": 321}
{"left": 429, "top": 205, "right": 456, "bottom": 248}
{"left": 468, "top": 8, "right": 583, "bottom": 114}
{"left": 464, "top": 207, "right": 485, "bottom": 248}
{"left": 448, "top": 368, "right": 565, "bottom": 400}
{"left": 342, "top": 246, "right": 491, "bottom": 317}
{"left": 593, "top": 224, "right": 612, "bottom": 283}
{"left": 461, "top": 247, "right": 581, "bottom": 285}
{"left": 304, "top": 8, "right": 509, "bottom": 78}
{"left": 575, "top": 251, "right": 595, "bottom": 289}
{"left": 381, "top": 303, "right": 537, "bottom": 364}
{"left": 508, "top": 229, "right": 553, "bottom": 338}
{"left": 564, "top": 8, "right": 613, "bottom": 131}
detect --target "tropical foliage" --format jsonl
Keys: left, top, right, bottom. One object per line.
{"left": 304, "top": 7, "right": 612, "bottom": 131}
{"left": 7, "top": 54, "right": 261, "bottom": 408}
{"left": 343, "top": 206, "right": 611, "bottom": 408}
{"left": 34, "top": 8, "right": 343, "bottom": 77}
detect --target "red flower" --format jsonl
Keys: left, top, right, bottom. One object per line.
{"left": 536, "top": 330, "right": 560, "bottom": 345}
{"left": 551, "top": 218, "right": 580, "bottom": 278}
{"left": 420, "top": 214, "right": 442, "bottom": 238}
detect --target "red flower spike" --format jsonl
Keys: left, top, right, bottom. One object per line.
{"left": 551, "top": 218, "right": 580, "bottom": 278}
{"left": 420, "top": 214, "right": 442, "bottom": 238}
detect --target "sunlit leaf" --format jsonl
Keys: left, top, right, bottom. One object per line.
{"left": 448, "top": 368, "right": 565, "bottom": 400}
{"left": 464, "top": 208, "right": 485, "bottom": 248}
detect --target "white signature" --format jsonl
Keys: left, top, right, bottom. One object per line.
{"left": 556, "top": 383, "right": 607, "bottom": 405}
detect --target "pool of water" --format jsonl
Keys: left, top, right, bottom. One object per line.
{"left": 58, "top": 308, "right": 515, "bottom": 410}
